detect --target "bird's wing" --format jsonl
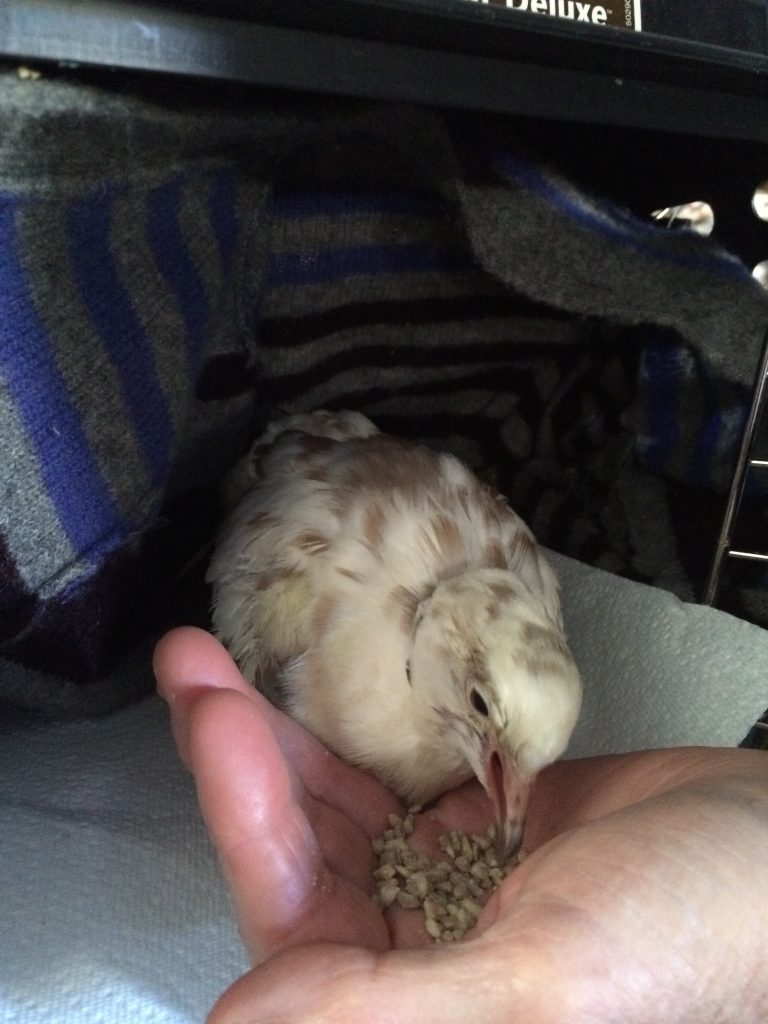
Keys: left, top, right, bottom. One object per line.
{"left": 208, "top": 415, "right": 484, "bottom": 707}
{"left": 495, "top": 512, "right": 564, "bottom": 629}
{"left": 210, "top": 411, "right": 563, "bottom": 684}
{"left": 208, "top": 411, "right": 380, "bottom": 689}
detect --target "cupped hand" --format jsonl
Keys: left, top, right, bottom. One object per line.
{"left": 155, "top": 627, "right": 768, "bottom": 1024}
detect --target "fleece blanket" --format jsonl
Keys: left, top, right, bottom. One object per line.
{"left": 2, "top": 70, "right": 768, "bottom": 719}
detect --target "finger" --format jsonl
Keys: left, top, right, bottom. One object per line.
{"left": 187, "top": 686, "right": 390, "bottom": 959}
{"left": 422, "top": 781, "right": 495, "bottom": 837}
{"left": 156, "top": 632, "right": 378, "bottom": 890}
{"left": 304, "top": 799, "right": 378, "bottom": 893}
{"left": 154, "top": 627, "right": 402, "bottom": 834}
{"left": 269, "top": 704, "right": 403, "bottom": 837}
{"left": 525, "top": 747, "right": 768, "bottom": 850}
{"left": 154, "top": 627, "right": 255, "bottom": 765}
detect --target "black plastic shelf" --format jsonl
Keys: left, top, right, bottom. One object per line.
{"left": 2, "top": 0, "right": 768, "bottom": 142}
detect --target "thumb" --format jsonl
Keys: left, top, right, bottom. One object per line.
{"left": 187, "top": 686, "right": 389, "bottom": 959}
{"left": 188, "top": 686, "right": 322, "bottom": 957}
{"left": 207, "top": 937, "right": 547, "bottom": 1024}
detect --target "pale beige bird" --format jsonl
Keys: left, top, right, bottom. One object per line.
{"left": 207, "top": 410, "right": 582, "bottom": 856}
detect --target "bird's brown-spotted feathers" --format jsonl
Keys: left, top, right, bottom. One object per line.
{"left": 206, "top": 410, "right": 571, "bottom": 800}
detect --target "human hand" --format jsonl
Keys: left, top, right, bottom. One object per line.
{"left": 155, "top": 627, "right": 768, "bottom": 1023}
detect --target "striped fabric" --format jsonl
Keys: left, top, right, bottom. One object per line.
{"left": 2, "top": 72, "right": 767, "bottom": 717}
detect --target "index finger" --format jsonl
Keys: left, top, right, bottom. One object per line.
{"left": 524, "top": 747, "right": 768, "bottom": 851}
{"left": 186, "top": 685, "right": 391, "bottom": 959}
{"left": 154, "top": 627, "right": 402, "bottom": 835}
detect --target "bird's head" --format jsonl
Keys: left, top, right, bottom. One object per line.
{"left": 407, "top": 568, "right": 582, "bottom": 860}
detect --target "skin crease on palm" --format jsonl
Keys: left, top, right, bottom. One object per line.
{"left": 154, "top": 627, "right": 768, "bottom": 1024}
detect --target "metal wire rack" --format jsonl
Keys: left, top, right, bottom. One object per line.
{"left": 702, "top": 326, "right": 768, "bottom": 748}
{"left": 704, "top": 326, "right": 768, "bottom": 607}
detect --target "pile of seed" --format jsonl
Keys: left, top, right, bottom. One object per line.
{"left": 371, "top": 806, "right": 517, "bottom": 942}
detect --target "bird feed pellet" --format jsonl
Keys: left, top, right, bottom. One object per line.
{"left": 371, "top": 806, "right": 520, "bottom": 942}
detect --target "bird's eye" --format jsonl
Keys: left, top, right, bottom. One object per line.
{"left": 470, "top": 688, "right": 489, "bottom": 716}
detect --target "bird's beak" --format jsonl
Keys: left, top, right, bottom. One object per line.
{"left": 481, "top": 743, "right": 531, "bottom": 863}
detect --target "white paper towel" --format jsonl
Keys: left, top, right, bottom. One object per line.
{"left": 1, "top": 553, "right": 767, "bottom": 1024}
{"left": 549, "top": 551, "right": 768, "bottom": 756}
{"left": 0, "top": 696, "right": 249, "bottom": 1024}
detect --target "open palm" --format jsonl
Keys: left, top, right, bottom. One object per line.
{"left": 155, "top": 627, "right": 768, "bottom": 1023}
